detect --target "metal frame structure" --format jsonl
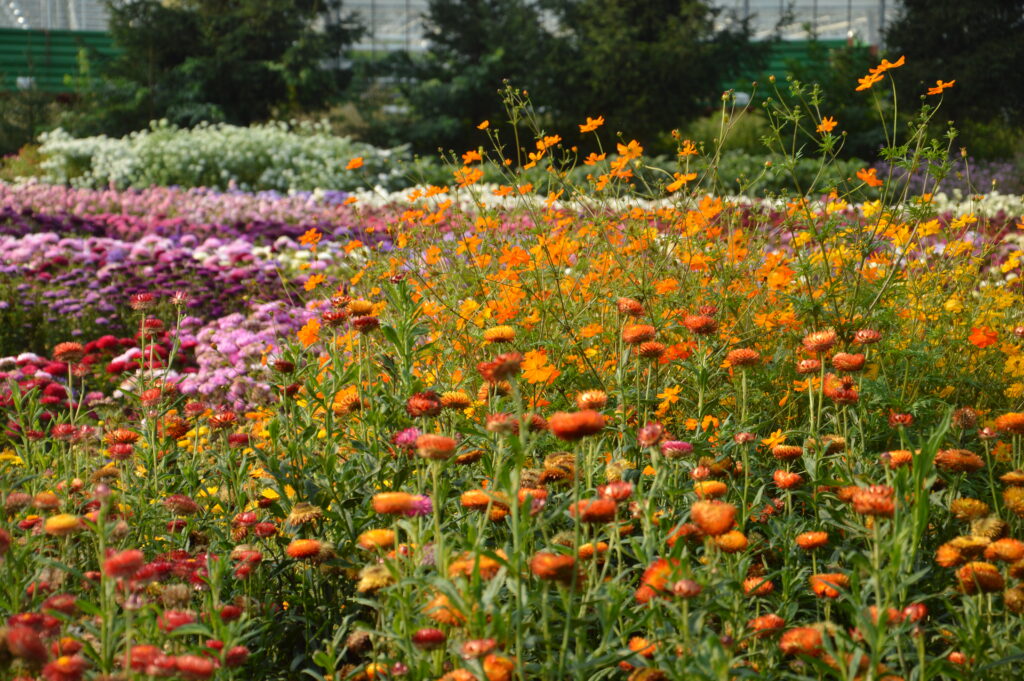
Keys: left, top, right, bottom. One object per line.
{"left": 0, "top": 0, "right": 109, "bottom": 30}
{"left": 0, "top": 0, "right": 899, "bottom": 49}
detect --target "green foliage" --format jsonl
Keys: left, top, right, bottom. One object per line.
{"left": 545, "top": 0, "right": 768, "bottom": 153}
{"left": 782, "top": 39, "right": 889, "bottom": 159}
{"left": 885, "top": 0, "right": 1024, "bottom": 157}
{"left": 59, "top": 0, "right": 364, "bottom": 136}
{"left": 377, "top": 0, "right": 766, "bottom": 154}
{"left": 0, "top": 88, "right": 63, "bottom": 156}
{"left": 372, "top": 0, "right": 560, "bottom": 153}
{"left": 0, "top": 143, "right": 44, "bottom": 181}
{"left": 683, "top": 110, "right": 770, "bottom": 155}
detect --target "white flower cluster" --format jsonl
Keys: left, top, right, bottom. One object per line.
{"left": 34, "top": 120, "right": 412, "bottom": 192}
{"left": 344, "top": 183, "right": 1024, "bottom": 217}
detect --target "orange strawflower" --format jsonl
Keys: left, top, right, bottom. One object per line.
{"left": 549, "top": 410, "right": 606, "bottom": 441}
{"left": 994, "top": 412, "right": 1024, "bottom": 435}
{"left": 530, "top": 551, "right": 578, "bottom": 584}
{"left": 690, "top": 500, "right": 736, "bottom": 536}
{"left": 795, "top": 531, "right": 829, "bottom": 550}
{"left": 809, "top": 573, "right": 849, "bottom": 598}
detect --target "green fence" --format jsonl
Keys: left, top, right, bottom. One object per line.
{"left": 0, "top": 28, "right": 118, "bottom": 92}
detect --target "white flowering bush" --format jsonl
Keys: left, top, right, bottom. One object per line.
{"left": 35, "top": 120, "right": 413, "bottom": 192}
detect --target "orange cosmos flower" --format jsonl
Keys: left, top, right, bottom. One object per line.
{"left": 346, "top": 157, "right": 364, "bottom": 170}
{"left": 855, "top": 72, "right": 885, "bottom": 91}
{"left": 856, "top": 167, "right": 884, "bottom": 187}
{"left": 579, "top": 116, "right": 605, "bottom": 133}
{"left": 927, "top": 79, "right": 955, "bottom": 95}
{"left": 666, "top": 172, "right": 698, "bottom": 193}
{"left": 296, "top": 318, "right": 320, "bottom": 347}
{"left": 816, "top": 116, "right": 837, "bottom": 133}
{"left": 968, "top": 326, "right": 998, "bottom": 348}
{"left": 869, "top": 55, "right": 905, "bottom": 75}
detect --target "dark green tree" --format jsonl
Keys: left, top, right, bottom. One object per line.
{"left": 384, "top": 0, "right": 764, "bottom": 154}
{"left": 885, "top": 0, "right": 1024, "bottom": 154}
{"left": 66, "top": 0, "right": 363, "bottom": 135}
{"left": 378, "top": 0, "right": 558, "bottom": 153}
{"left": 547, "top": 0, "right": 767, "bottom": 152}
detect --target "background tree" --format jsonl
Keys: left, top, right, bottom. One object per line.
{"left": 547, "top": 0, "right": 767, "bottom": 153}
{"left": 64, "top": 0, "right": 363, "bottom": 136}
{"left": 885, "top": 0, "right": 1024, "bottom": 159}
{"left": 374, "top": 0, "right": 557, "bottom": 153}
{"left": 383, "top": 0, "right": 764, "bottom": 154}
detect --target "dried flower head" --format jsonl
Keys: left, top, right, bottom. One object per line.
{"left": 802, "top": 329, "right": 838, "bottom": 354}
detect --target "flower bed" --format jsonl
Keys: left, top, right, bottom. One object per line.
{"left": 4, "top": 66, "right": 1024, "bottom": 681}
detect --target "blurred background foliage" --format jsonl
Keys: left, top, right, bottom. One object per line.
{"left": 1, "top": 0, "right": 1022, "bottom": 188}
